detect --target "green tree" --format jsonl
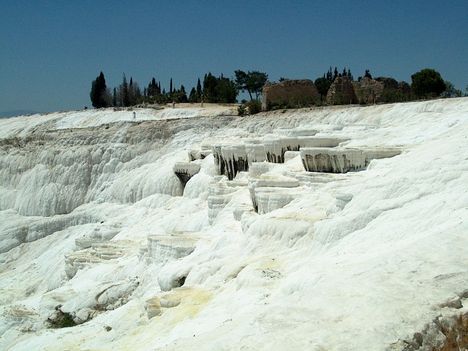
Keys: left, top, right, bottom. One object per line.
{"left": 203, "top": 73, "right": 217, "bottom": 102}
{"left": 90, "top": 72, "right": 111, "bottom": 108}
{"left": 119, "top": 74, "right": 130, "bottom": 107}
{"left": 188, "top": 87, "right": 198, "bottom": 102}
{"left": 411, "top": 68, "right": 446, "bottom": 98}
{"left": 314, "top": 77, "right": 332, "bottom": 102}
{"left": 441, "top": 81, "right": 462, "bottom": 98}
{"left": 234, "top": 70, "right": 268, "bottom": 101}
{"left": 202, "top": 73, "right": 237, "bottom": 103}
{"left": 215, "top": 77, "right": 237, "bottom": 103}
{"left": 196, "top": 78, "right": 202, "bottom": 101}
{"left": 147, "top": 78, "right": 160, "bottom": 100}
{"left": 112, "top": 88, "right": 117, "bottom": 106}
{"left": 129, "top": 77, "right": 142, "bottom": 105}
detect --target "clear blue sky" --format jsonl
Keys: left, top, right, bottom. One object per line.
{"left": 1, "top": 0, "right": 467, "bottom": 113}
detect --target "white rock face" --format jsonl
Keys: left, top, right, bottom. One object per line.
{"left": 1, "top": 99, "right": 468, "bottom": 351}
{"left": 301, "top": 147, "right": 367, "bottom": 172}
{"left": 173, "top": 162, "right": 201, "bottom": 186}
{"left": 146, "top": 234, "right": 197, "bottom": 264}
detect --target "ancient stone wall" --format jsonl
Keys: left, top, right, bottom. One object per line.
{"left": 262, "top": 79, "right": 320, "bottom": 110}
{"left": 352, "top": 77, "right": 385, "bottom": 104}
{"left": 326, "top": 76, "right": 358, "bottom": 105}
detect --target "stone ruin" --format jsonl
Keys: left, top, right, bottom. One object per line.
{"left": 326, "top": 76, "right": 358, "bottom": 105}
{"left": 352, "top": 77, "right": 385, "bottom": 104}
{"left": 352, "top": 77, "right": 412, "bottom": 104}
{"left": 261, "top": 76, "right": 411, "bottom": 109}
{"left": 262, "top": 79, "right": 320, "bottom": 111}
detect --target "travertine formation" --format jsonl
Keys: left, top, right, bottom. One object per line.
{"left": 65, "top": 240, "right": 137, "bottom": 279}
{"left": 173, "top": 162, "right": 201, "bottom": 186}
{"left": 146, "top": 233, "right": 197, "bottom": 264}
{"left": 300, "top": 147, "right": 401, "bottom": 173}
{"left": 2, "top": 99, "right": 467, "bottom": 351}
{"left": 300, "top": 147, "right": 367, "bottom": 173}
{"left": 209, "top": 134, "right": 347, "bottom": 180}
{"left": 248, "top": 163, "right": 301, "bottom": 214}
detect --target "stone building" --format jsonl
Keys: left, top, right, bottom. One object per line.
{"left": 352, "top": 77, "right": 385, "bottom": 104}
{"left": 262, "top": 79, "right": 320, "bottom": 111}
{"left": 326, "top": 76, "right": 358, "bottom": 105}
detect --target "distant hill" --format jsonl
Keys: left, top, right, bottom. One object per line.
{"left": 0, "top": 110, "right": 41, "bottom": 118}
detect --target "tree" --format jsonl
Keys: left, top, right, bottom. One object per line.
{"left": 196, "top": 78, "right": 202, "bottom": 101}
{"left": 215, "top": 77, "right": 237, "bottom": 103}
{"left": 127, "top": 77, "right": 142, "bottom": 105}
{"left": 234, "top": 70, "right": 268, "bottom": 101}
{"left": 203, "top": 73, "right": 217, "bottom": 102}
{"left": 188, "top": 87, "right": 198, "bottom": 103}
{"left": 90, "top": 72, "right": 111, "bottom": 108}
{"left": 440, "top": 81, "right": 462, "bottom": 98}
{"left": 202, "top": 73, "right": 238, "bottom": 103}
{"left": 147, "top": 78, "right": 160, "bottom": 99}
{"left": 120, "top": 74, "right": 130, "bottom": 107}
{"left": 333, "top": 67, "right": 338, "bottom": 80}
{"left": 315, "top": 77, "right": 332, "bottom": 102}
{"left": 411, "top": 68, "right": 446, "bottom": 98}
{"left": 112, "top": 88, "right": 117, "bottom": 107}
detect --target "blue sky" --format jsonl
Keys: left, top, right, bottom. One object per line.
{"left": 1, "top": 0, "right": 467, "bottom": 112}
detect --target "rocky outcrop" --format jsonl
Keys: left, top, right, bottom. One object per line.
{"left": 262, "top": 79, "right": 320, "bottom": 110}
{"left": 326, "top": 76, "right": 358, "bottom": 105}
{"left": 389, "top": 311, "right": 468, "bottom": 351}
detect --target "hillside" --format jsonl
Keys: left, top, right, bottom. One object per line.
{"left": 0, "top": 99, "right": 467, "bottom": 350}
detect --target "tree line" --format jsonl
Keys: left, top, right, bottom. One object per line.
{"left": 90, "top": 67, "right": 464, "bottom": 109}
{"left": 90, "top": 70, "right": 268, "bottom": 108}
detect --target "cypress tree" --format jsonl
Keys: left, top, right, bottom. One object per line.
{"left": 90, "top": 71, "right": 110, "bottom": 108}
{"left": 113, "top": 88, "right": 117, "bottom": 106}
{"left": 189, "top": 87, "right": 197, "bottom": 102}
{"left": 196, "top": 78, "right": 202, "bottom": 101}
{"left": 121, "top": 74, "right": 130, "bottom": 107}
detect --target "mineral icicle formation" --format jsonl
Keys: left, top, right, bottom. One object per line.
{"left": 173, "top": 162, "right": 201, "bottom": 186}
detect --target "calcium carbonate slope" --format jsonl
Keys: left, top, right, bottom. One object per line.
{"left": 0, "top": 98, "right": 467, "bottom": 350}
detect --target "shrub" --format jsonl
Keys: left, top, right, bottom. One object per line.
{"left": 238, "top": 104, "right": 247, "bottom": 116}
{"left": 246, "top": 100, "right": 261, "bottom": 115}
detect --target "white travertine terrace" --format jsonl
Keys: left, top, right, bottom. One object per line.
{"left": 264, "top": 136, "right": 348, "bottom": 163}
{"left": 300, "top": 147, "right": 367, "bottom": 173}
{"left": 210, "top": 136, "right": 349, "bottom": 179}
{"left": 300, "top": 146, "right": 402, "bottom": 173}
{"left": 146, "top": 234, "right": 197, "bottom": 264}
{"left": 248, "top": 162, "right": 301, "bottom": 214}
{"left": 1, "top": 100, "right": 467, "bottom": 351}
{"left": 65, "top": 240, "right": 137, "bottom": 279}
{"left": 173, "top": 162, "right": 201, "bottom": 186}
